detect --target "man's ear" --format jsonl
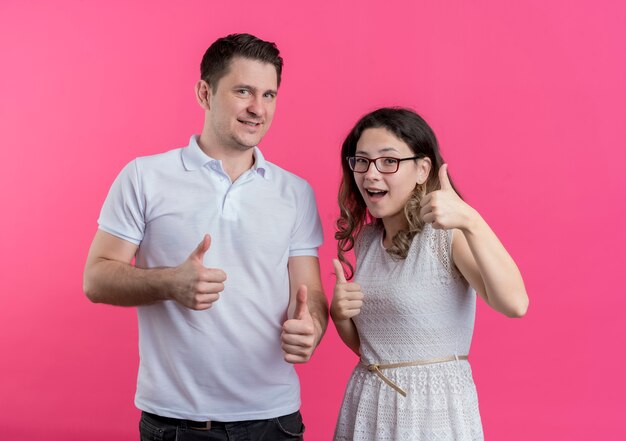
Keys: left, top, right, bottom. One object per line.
{"left": 416, "top": 157, "right": 432, "bottom": 185}
{"left": 195, "top": 80, "right": 211, "bottom": 110}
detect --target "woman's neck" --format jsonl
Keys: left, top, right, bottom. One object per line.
{"left": 381, "top": 215, "right": 408, "bottom": 249}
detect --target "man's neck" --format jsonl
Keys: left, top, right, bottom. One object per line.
{"left": 197, "top": 133, "right": 255, "bottom": 182}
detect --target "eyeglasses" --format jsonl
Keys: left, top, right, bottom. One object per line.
{"left": 346, "top": 155, "right": 422, "bottom": 174}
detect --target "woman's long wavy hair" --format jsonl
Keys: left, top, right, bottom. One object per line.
{"left": 336, "top": 107, "right": 461, "bottom": 279}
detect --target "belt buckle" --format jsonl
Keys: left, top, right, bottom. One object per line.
{"left": 191, "top": 421, "right": 211, "bottom": 431}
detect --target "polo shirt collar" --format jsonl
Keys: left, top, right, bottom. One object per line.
{"left": 181, "top": 135, "right": 270, "bottom": 179}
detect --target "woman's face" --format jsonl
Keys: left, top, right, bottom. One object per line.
{"left": 353, "top": 127, "right": 427, "bottom": 230}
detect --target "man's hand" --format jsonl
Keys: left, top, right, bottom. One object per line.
{"left": 281, "top": 285, "right": 316, "bottom": 363}
{"left": 170, "top": 234, "right": 227, "bottom": 310}
{"left": 330, "top": 259, "right": 364, "bottom": 321}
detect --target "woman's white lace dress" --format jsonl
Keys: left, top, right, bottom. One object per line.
{"left": 334, "top": 224, "right": 484, "bottom": 441}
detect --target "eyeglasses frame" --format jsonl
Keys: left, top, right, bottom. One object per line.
{"left": 346, "top": 155, "right": 423, "bottom": 174}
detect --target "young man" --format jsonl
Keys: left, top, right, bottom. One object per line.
{"left": 83, "top": 33, "right": 327, "bottom": 440}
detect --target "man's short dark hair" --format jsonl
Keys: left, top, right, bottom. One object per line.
{"left": 200, "top": 33, "right": 283, "bottom": 91}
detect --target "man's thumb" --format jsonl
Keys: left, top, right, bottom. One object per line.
{"left": 191, "top": 234, "right": 211, "bottom": 261}
{"left": 294, "top": 285, "right": 308, "bottom": 320}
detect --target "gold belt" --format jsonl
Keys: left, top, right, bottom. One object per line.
{"left": 362, "top": 355, "right": 469, "bottom": 397}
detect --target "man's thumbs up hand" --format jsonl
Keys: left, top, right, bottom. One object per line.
{"left": 171, "top": 234, "right": 227, "bottom": 310}
{"left": 282, "top": 285, "right": 316, "bottom": 364}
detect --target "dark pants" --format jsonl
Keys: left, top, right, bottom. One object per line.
{"left": 139, "top": 410, "right": 305, "bottom": 441}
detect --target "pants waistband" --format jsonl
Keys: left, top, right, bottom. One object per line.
{"left": 361, "top": 354, "right": 469, "bottom": 397}
{"left": 143, "top": 411, "right": 225, "bottom": 431}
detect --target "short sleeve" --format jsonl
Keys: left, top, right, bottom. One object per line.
{"left": 289, "top": 181, "right": 323, "bottom": 257}
{"left": 97, "top": 159, "right": 145, "bottom": 245}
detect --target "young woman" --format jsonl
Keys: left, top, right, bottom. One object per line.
{"left": 331, "top": 107, "right": 528, "bottom": 440}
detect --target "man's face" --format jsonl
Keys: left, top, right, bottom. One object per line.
{"left": 207, "top": 57, "right": 278, "bottom": 151}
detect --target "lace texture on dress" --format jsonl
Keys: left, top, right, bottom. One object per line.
{"left": 334, "top": 224, "right": 483, "bottom": 441}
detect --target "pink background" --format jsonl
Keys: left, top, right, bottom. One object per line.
{"left": 1, "top": 0, "right": 625, "bottom": 439}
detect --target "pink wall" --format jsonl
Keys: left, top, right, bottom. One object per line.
{"left": 1, "top": 1, "right": 625, "bottom": 439}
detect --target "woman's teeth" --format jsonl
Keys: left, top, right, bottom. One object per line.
{"left": 367, "top": 190, "right": 387, "bottom": 196}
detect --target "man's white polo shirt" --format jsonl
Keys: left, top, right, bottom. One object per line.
{"left": 98, "top": 135, "right": 323, "bottom": 421}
